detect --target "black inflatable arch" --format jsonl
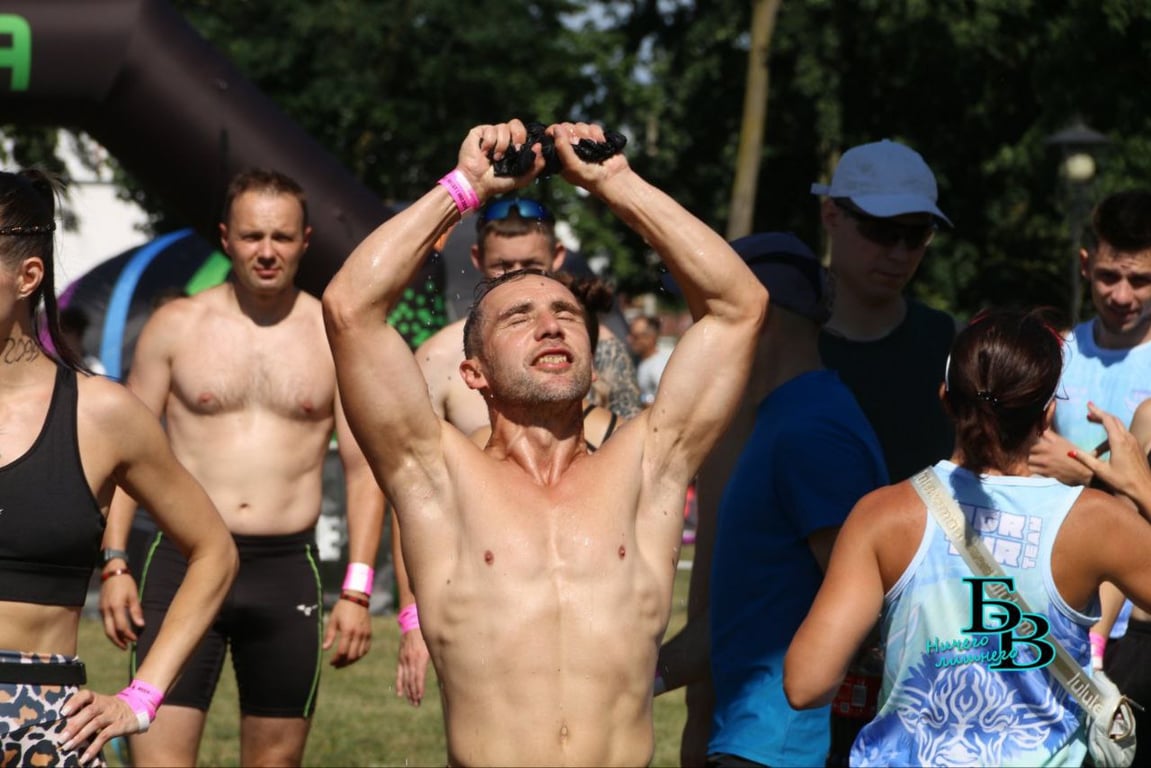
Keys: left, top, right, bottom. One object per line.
{"left": 0, "top": 0, "right": 422, "bottom": 298}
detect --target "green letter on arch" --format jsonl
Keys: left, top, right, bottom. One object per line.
{"left": 0, "top": 15, "right": 31, "bottom": 91}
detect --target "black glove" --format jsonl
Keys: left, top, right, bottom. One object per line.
{"left": 491, "top": 122, "right": 627, "bottom": 178}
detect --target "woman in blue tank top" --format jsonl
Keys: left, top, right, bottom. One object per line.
{"left": 0, "top": 170, "right": 238, "bottom": 766}
{"left": 783, "top": 309, "right": 1151, "bottom": 767}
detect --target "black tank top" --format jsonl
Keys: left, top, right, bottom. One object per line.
{"left": 0, "top": 366, "right": 104, "bottom": 606}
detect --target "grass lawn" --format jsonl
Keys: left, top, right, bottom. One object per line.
{"left": 80, "top": 545, "right": 694, "bottom": 767}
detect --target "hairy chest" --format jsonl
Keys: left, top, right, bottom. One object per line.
{"left": 167, "top": 317, "right": 335, "bottom": 420}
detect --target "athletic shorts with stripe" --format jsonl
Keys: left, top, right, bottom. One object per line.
{"left": 132, "top": 529, "right": 324, "bottom": 718}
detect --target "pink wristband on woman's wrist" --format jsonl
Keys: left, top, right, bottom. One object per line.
{"left": 397, "top": 603, "right": 420, "bottom": 635}
{"left": 342, "top": 562, "right": 374, "bottom": 595}
{"left": 437, "top": 170, "right": 480, "bottom": 215}
{"left": 1090, "top": 631, "right": 1107, "bottom": 659}
{"left": 116, "top": 678, "right": 164, "bottom": 733}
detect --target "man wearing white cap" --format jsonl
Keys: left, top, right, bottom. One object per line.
{"left": 811, "top": 139, "right": 957, "bottom": 765}
{"left": 813, "top": 139, "right": 956, "bottom": 483}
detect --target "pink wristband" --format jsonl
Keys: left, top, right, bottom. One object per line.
{"left": 116, "top": 678, "right": 164, "bottom": 731}
{"left": 397, "top": 603, "right": 420, "bottom": 635}
{"left": 342, "top": 562, "right": 374, "bottom": 595}
{"left": 1090, "top": 631, "right": 1107, "bottom": 659}
{"left": 437, "top": 170, "right": 480, "bottom": 215}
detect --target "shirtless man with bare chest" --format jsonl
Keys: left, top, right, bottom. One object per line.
{"left": 324, "top": 119, "right": 767, "bottom": 765}
{"left": 99, "top": 169, "right": 383, "bottom": 766}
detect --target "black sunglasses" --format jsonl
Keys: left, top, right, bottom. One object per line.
{"left": 835, "top": 200, "right": 936, "bottom": 250}
{"left": 479, "top": 198, "right": 554, "bottom": 224}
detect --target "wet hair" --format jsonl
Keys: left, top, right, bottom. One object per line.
{"left": 474, "top": 207, "right": 558, "bottom": 260}
{"left": 943, "top": 308, "right": 1064, "bottom": 474}
{"left": 554, "top": 272, "right": 613, "bottom": 354}
{"left": 1088, "top": 190, "right": 1151, "bottom": 254}
{"left": 462, "top": 268, "right": 576, "bottom": 360}
{"left": 221, "top": 168, "right": 308, "bottom": 229}
{"left": 0, "top": 169, "right": 86, "bottom": 371}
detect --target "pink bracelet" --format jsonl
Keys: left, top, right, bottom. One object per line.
{"left": 437, "top": 170, "right": 480, "bottom": 215}
{"left": 1090, "top": 631, "right": 1107, "bottom": 659}
{"left": 397, "top": 603, "right": 420, "bottom": 635}
{"left": 116, "top": 678, "right": 164, "bottom": 732}
{"left": 342, "top": 562, "right": 374, "bottom": 595}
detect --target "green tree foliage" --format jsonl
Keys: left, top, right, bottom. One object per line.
{"left": 7, "top": 0, "right": 1151, "bottom": 320}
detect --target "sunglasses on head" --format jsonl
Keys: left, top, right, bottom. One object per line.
{"left": 835, "top": 199, "right": 937, "bottom": 250}
{"left": 479, "top": 198, "right": 554, "bottom": 224}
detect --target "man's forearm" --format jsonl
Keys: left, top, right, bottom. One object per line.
{"left": 594, "top": 170, "right": 759, "bottom": 322}
{"left": 326, "top": 185, "right": 459, "bottom": 323}
{"left": 344, "top": 470, "right": 385, "bottom": 572}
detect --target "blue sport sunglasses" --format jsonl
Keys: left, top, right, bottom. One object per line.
{"left": 479, "top": 198, "right": 554, "bottom": 224}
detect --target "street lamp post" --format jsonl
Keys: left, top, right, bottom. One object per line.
{"left": 1046, "top": 119, "right": 1110, "bottom": 325}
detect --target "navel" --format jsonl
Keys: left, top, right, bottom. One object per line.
{"left": 559, "top": 722, "right": 570, "bottom": 742}
{"left": 484, "top": 550, "right": 494, "bottom": 566}
{"left": 618, "top": 544, "right": 626, "bottom": 560}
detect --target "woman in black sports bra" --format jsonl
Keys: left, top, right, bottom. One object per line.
{"left": 0, "top": 170, "right": 237, "bottom": 766}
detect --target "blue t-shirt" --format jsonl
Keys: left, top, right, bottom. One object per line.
{"left": 708, "top": 370, "right": 888, "bottom": 766}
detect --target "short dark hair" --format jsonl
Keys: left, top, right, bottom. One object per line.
{"left": 462, "top": 268, "right": 575, "bottom": 359}
{"left": 944, "top": 308, "right": 1064, "bottom": 474}
{"left": 1090, "top": 190, "right": 1151, "bottom": 254}
{"left": 222, "top": 168, "right": 309, "bottom": 228}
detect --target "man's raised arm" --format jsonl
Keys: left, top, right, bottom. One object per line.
{"left": 322, "top": 121, "right": 544, "bottom": 485}
{"left": 549, "top": 122, "right": 767, "bottom": 475}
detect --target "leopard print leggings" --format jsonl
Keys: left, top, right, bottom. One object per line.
{"left": 0, "top": 651, "right": 106, "bottom": 768}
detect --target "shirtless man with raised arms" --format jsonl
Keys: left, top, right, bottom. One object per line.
{"left": 323, "top": 118, "right": 767, "bottom": 766}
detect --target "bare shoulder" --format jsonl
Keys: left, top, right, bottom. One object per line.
{"left": 141, "top": 291, "right": 212, "bottom": 334}
{"left": 1062, "top": 487, "right": 1139, "bottom": 538}
{"left": 75, "top": 372, "right": 154, "bottom": 432}
{"left": 414, "top": 319, "right": 465, "bottom": 371}
{"left": 843, "top": 481, "right": 925, "bottom": 588}
{"left": 844, "top": 482, "right": 920, "bottom": 533}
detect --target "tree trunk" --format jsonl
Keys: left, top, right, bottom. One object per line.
{"left": 726, "top": 0, "right": 783, "bottom": 240}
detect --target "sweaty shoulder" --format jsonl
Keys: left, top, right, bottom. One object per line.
{"left": 415, "top": 319, "right": 466, "bottom": 372}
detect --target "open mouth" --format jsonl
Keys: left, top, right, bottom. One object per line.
{"left": 534, "top": 352, "right": 572, "bottom": 367}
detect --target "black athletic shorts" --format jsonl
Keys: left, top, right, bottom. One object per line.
{"left": 132, "top": 529, "right": 324, "bottom": 718}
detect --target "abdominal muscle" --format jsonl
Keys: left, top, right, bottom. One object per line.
{"left": 166, "top": 407, "right": 331, "bottom": 536}
{"left": 424, "top": 549, "right": 668, "bottom": 767}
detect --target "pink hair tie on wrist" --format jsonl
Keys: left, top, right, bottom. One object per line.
{"left": 342, "top": 562, "right": 374, "bottom": 596}
{"left": 397, "top": 603, "right": 420, "bottom": 635}
{"left": 437, "top": 170, "right": 480, "bottom": 215}
{"left": 116, "top": 678, "right": 164, "bottom": 733}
